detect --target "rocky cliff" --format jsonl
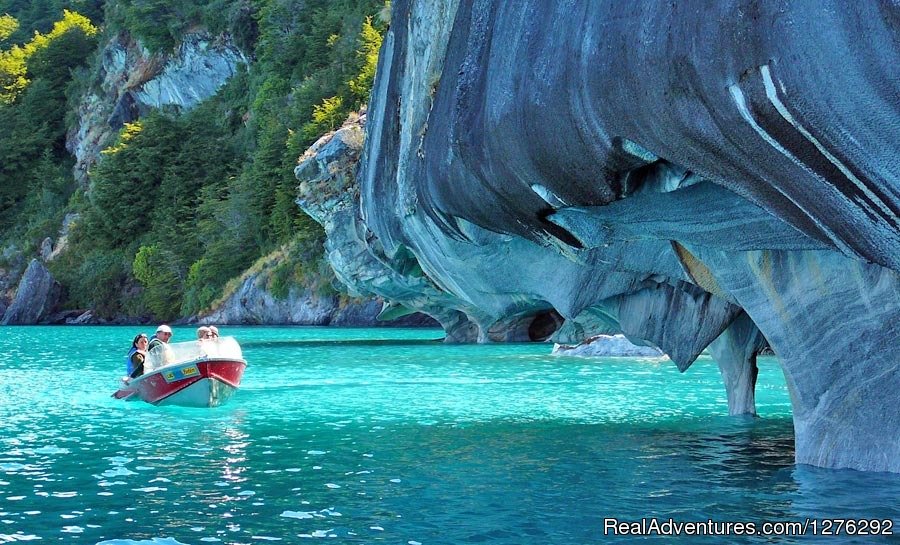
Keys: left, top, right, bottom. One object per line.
{"left": 296, "top": 114, "right": 494, "bottom": 340}
{"left": 0, "top": 28, "right": 400, "bottom": 328}
{"left": 200, "top": 240, "right": 436, "bottom": 327}
{"left": 67, "top": 31, "right": 247, "bottom": 186}
{"left": 1, "top": 259, "right": 60, "bottom": 324}
{"left": 307, "top": 0, "right": 900, "bottom": 472}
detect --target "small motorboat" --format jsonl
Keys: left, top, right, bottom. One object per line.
{"left": 113, "top": 336, "right": 247, "bottom": 407}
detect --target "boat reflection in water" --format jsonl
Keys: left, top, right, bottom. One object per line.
{"left": 113, "top": 336, "right": 247, "bottom": 407}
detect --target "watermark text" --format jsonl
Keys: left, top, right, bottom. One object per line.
{"left": 603, "top": 517, "right": 894, "bottom": 537}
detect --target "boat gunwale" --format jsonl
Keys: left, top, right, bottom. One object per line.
{"left": 126, "top": 356, "right": 247, "bottom": 388}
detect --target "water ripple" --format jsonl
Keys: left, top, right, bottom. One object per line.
{"left": 0, "top": 327, "right": 896, "bottom": 544}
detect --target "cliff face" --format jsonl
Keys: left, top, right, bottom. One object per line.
{"left": 67, "top": 32, "right": 246, "bottom": 186}
{"left": 296, "top": 114, "right": 497, "bottom": 340}
{"left": 1, "top": 259, "right": 60, "bottom": 325}
{"left": 316, "top": 0, "right": 900, "bottom": 472}
{"left": 198, "top": 266, "right": 376, "bottom": 326}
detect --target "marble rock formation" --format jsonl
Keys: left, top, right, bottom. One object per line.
{"left": 296, "top": 115, "right": 528, "bottom": 341}
{"left": 301, "top": 1, "right": 900, "bottom": 472}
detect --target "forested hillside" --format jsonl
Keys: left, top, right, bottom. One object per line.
{"left": 0, "top": 0, "right": 386, "bottom": 321}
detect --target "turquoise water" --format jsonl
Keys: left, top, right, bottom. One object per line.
{"left": 1, "top": 326, "right": 898, "bottom": 544}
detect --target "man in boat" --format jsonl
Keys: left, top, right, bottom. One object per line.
{"left": 148, "top": 324, "right": 173, "bottom": 351}
{"left": 146, "top": 324, "right": 174, "bottom": 370}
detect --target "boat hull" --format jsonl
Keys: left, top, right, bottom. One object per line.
{"left": 115, "top": 359, "right": 246, "bottom": 408}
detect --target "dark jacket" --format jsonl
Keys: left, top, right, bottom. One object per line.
{"left": 129, "top": 350, "right": 146, "bottom": 379}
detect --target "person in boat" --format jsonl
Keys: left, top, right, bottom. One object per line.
{"left": 209, "top": 325, "right": 219, "bottom": 338}
{"left": 148, "top": 324, "right": 173, "bottom": 351}
{"left": 126, "top": 333, "right": 149, "bottom": 379}
{"left": 147, "top": 324, "right": 175, "bottom": 368}
{"left": 197, "top": 325, "right": 220, "bottom": 357}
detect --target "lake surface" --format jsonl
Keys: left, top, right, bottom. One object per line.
{"left": 0, "top": 326, "right": 898, "bottom": 544}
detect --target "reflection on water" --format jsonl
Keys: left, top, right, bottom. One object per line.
{"left": 0, "top": 326, "right": 898, "bottom": 544}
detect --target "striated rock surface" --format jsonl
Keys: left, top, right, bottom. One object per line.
{"left": 296, "top": 115, "right": 504, "bottom": 341}
{"left": 324, "top": 0, "right": 900, "bottom": 472}
{"left": 2, "top": 259, "right": 61, "bottom": 324}
{"left": 67, "top": 32, "right": 246, "bottom": 186}
{"left": 708, "top": 312, "right": 770, "bottom": 417}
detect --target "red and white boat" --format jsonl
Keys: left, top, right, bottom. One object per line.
{"left": 113, "top": 336, "right": 247, "bottom": 407}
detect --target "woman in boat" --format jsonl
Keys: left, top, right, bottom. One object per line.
{"left": 126, "top": 333, "right": 150, "bottom": 379}
{"left": 197, "top": 326, "right": 219, "bottom": 357}
{"left": 197, "top": 326, "right": 212, "bottom": 346}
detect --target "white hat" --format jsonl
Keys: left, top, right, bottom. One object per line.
{"left": 156, "top": 324, "right": 173, "bottom": 334}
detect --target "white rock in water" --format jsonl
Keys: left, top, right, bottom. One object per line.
{"left": 552, "top": 334, "right": 664, "bottom": 357}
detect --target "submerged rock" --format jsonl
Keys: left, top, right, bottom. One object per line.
{"left": 553, "top": 335, "right": 664, "bottom": 358}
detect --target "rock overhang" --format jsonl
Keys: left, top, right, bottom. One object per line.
{"left": 298, "top": 0, "right": 900, "bottom": 472}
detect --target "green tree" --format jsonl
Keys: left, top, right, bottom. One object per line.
{"left": 0, "top": 14, "right": 18, "bottom": 44}
{"left": 348, "top": 16, "right": 382, "bottom": 105}
{"left": 301, "top": 95, "right": 344, "bottom": 141}
{"left": 113, "top": 0, "right": 214, "bottom": 52}
{"left": 133, "top": 244, "right": 183, "bottom": 319}
{"left": 49, "top": 245, "right": 132, "bottom": 319}
{"left": 0, "top": 42, "right": 27, "bottom": 102}
{"left": 21, "top": 151, "right": 72, "bottom": 246}
{"left": 87, "top": 115, "right": 183, "bottom": 248}
{"left": 0, "top": 1, "right": 103, "bottom": 44}
{"left": 0, "top": 10, "right": 96, "bottom": 232}
{"left": 0, "top": 9, "right": 96, "bottom": 104}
